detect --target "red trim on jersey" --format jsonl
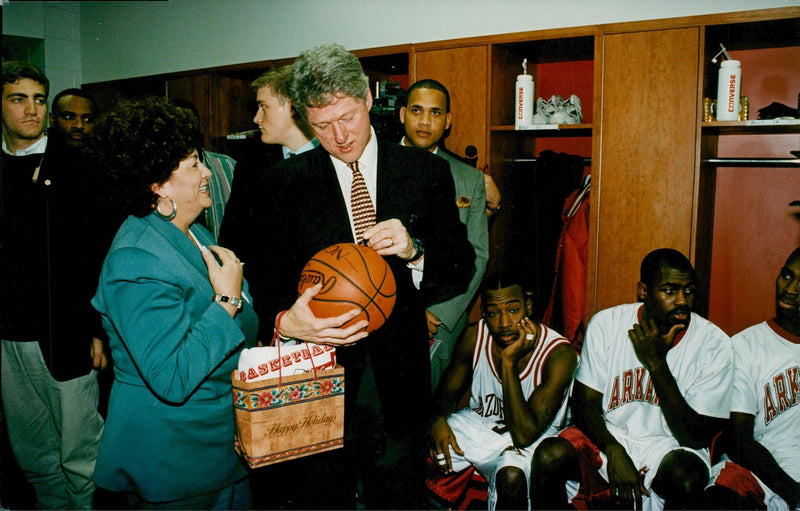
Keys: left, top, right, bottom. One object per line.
{"left": 479, "top": 320, "right": 568, "bottom": 383}
{"left": 531, "top": 327, "right": 571, "bottom": 387}
{"left": 485, "top": 326, "right": 503, "bottom": 382}
{"left": 530, "top": 327, "right": 548, "bottom": 386}
{"left": 478, "top": 320, "right": 500, "bottom": 380}
{"left": 474, "top": 319, "right": 489, "bottom": 371}
{"left": 767, "top": 318, "right": 800, "bottom": 345}
{"left": 672, "top": 325, "right": 688, "bottom": 347}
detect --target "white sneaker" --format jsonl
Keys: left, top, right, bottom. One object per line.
{"left": 550, "top": 94, "right": 582, "bottom": 124}
{"left": 533, "top": 97, "right": 552, "bottom": 124}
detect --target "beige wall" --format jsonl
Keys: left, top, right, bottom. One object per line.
{"left": 4, "top": 0, "right": 798, "bottom": 84}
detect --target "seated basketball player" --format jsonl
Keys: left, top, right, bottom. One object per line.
{"left": 704, "top": 247, "right": 800, "bottom": 510}
{"left": 429, "top": 271, "right": 577, "bottom": 510}
{"left": 530, "top": 248, "right": 733, "bottom": 510}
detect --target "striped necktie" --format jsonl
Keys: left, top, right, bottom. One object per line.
{"left": 348, "top": 161, "right": 375, "bottom": 243}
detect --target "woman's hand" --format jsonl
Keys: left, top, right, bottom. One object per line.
{"left": 201, "top": 245, "right": 243, "bottom": 315}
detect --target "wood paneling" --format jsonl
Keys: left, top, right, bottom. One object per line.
{"left": 212, "top": 75, "right": 253, "bottom": 142}
{"left": 415, "top": 45, "right": 488, "bottom": 166}
{"left": 80, "top": 8, "right": 800, "bottom": 330}
{"left": 166, "top": 74, "right": 210, "bottom": 147}
{"left": 706, "top": 44, "right": 800, "bottom": 335}
{"left": 590, "top": 28, "right": 700, "bottom": 312}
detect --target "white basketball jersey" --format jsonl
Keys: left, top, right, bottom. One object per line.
{"left": 577, "top": 303, "right": 733, "bottom": 452}
{"left": 468, "top": 319, "right": 571, "bottom": 426}
{"left": 731, "top": 320, "right": 800, "bottom": 479}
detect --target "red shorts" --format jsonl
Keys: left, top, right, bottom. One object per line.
{"left": 711, "top": 461, "right": 766, "bottom": 508}
{"left": 558, "top": 426, "right": 613, "bottom": 508}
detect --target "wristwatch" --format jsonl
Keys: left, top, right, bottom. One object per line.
{"left": 410, "top": 238, "right": 425, "bottom": 263}
{"left": 214, "top": 294, "right": 243, "bottom": 310}
{"left": 486, "top": 200, "right": 502, "bottom": 213}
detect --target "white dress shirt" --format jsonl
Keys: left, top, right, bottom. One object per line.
{"left": 330, "top": 127, "right": 379, "bottom": 243}
{"left": 330, "top": 128, "right": 424, "bottom": 288}
{"left": 2, "top": 133, "right": 47, "bottom": 156}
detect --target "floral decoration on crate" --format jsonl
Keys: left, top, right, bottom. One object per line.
{"left": 234, "top": 376, "right": 344, "bottom": 410}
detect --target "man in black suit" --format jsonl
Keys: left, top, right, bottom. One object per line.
{"left": 219, "top": 66, "right": 318, "bottom": 341}
{"left": 257, "top": 43, "right": 474, "bottom": 509}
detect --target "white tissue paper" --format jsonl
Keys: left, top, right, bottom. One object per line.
{"left": 236, "top": 341, "right": 337, "bottom": 382}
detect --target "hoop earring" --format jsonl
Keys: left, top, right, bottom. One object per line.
{"left": 154, "top": 197, "right": 177, "bottom": 221}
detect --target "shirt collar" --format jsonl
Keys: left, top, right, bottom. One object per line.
{"left": 399, "top": 135, "right": 439, "bottom": 154}
{"left": 767, "top": 318, "right": 800, "bottom": 344}
{"left": 281, "top": 138, "right": 320, "bottom": 159}
{"left": 330, "top": 126, "right": 378, "bottom": 179}
{"left": 330, "top": 127, "right": 379, "bottom": 243}
{"left": 2, "top": 133, "right": 47, "bottom": 156}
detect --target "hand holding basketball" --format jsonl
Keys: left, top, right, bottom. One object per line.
{"left": 278, "top": 284, "right": 370, "bottom": 346}
{"left": 297, "top": 243, "right": 397, "bottom": 333}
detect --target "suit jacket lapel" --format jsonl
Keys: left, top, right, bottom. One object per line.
{"left": 375, "top": 141, "right": 393, "bottom": 221}
{"left": 144, "top": 214, "right": 213, "bottom": 291}
{"left": 312, "top": 147, "right": 354, "bottom": 242}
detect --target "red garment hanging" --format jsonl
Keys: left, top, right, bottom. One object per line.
{"left": 543, "top": 176, "right": 590, "bottom": 352}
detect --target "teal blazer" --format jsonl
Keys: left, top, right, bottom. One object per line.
{"left": 92, "top": 213, "right": 258, "bottom": 503}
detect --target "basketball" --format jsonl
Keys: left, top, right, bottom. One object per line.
{"left": 297, "top": 243, "right": 396, "bottom": 332}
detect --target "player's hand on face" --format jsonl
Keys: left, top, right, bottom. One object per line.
{"left": 502, "top": 317, "right": 539, "bottom": 364}
{"left": 280, "top": 283, "right": 369, "bottom": 346}
{"left": 606, "top": 444, "right": 649, "bottom": 509}
{"left": 628, "top": 318, "right": 672, "bottom": 371}
{"left": 429, "top": 416, "right": 463, "bottom": 474}
{"left": 362, "top": 219, "right": 416, "bottom": 260}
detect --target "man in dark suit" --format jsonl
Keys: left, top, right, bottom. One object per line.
{"left": 219, "top": 66, "right": 317, "bottom": 341}
{"left": 256, "top": 44, "right": 474, "bottom": 509}
{"left": 2, "top": 61, "right": 105, "bottom": 510}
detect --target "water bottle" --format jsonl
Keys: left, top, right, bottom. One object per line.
{"left": 515, "top": 58, "right": 534, "bottom": 128}
{"left": 715, "top": 60, "right": 741, "bottom": 121}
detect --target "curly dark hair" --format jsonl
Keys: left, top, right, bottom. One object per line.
{"left": 88, "top": 97, "right": 203, "bottom": 217}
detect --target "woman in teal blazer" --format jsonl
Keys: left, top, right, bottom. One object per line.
{"left": 89, "top": 98, "right": 258, "bottom": 509}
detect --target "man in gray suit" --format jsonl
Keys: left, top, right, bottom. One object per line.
{"left": 400, "top": 79, "right": 489, "bottom": 392}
